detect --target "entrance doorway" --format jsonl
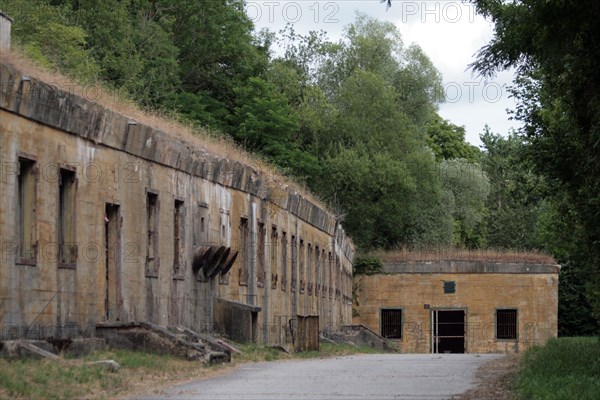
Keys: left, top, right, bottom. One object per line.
{"left": 105, "top": 203, "right": 121, "bottom": 321}
{"left": 432, "top": 309, "right": 466, "bottom": 353}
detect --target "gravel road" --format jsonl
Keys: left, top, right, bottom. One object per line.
{"left": 138, "top": 353, "right": 501, "bottom": 400}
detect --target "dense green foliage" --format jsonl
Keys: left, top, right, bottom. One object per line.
{"left": 478, "top": 129, "right": 598, "bottom": 335}
{"left": 352, "top": 256, "right": 384, "bottom": 276}
{"left": 2, "top": 0, "right": 598, "bottom": 334}
{"left": 515, "top": 337, "right": 600, "bottom": 400}
{"left": 1, "top": 0, "right": 489, "bottom": 250}
{"left": 471, "top": 0, "right": 600, "bottom": 331}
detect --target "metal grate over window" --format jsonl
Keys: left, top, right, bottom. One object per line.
{"left": 381, "top": 309, "right": 403, "bottom": 339}
{"left": 496, "top": 309, "right": 518, "bottom": 339}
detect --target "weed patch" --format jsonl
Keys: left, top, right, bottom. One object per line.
{"left": 515, "top": 337, "right": 600, "bottom": 400}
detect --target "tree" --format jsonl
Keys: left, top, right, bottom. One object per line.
{"left": 440, "top": 158, "right": 489, "bottom": 248}
{"left": 471, "top": 0, "right": 600, "bottom": 327}
{"left": 0, "top": 0, "right": 100, "bottom": 82}
{"left": 426, "top": 115, "right": 480, "bottom": 163}
{"left": 317, "top": 147, "right": 452, "bottom": 250}
{"left": 480, "top": 128, "right": 545, "bottom": 250}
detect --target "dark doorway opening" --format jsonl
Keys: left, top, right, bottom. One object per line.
{"left": 251, "top": 311, "right": 258, "bottom": 343}
{"left": 433, "top": 309, "right": 465, "bottom": 354}
{"left": 105, "top": 204, "right": 121, "bottom": 321}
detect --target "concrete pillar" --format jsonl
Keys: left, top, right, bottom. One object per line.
{"left": 0, "top": 11, "right": 12, "bottom": 52}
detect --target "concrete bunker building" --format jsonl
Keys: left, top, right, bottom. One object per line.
{"left": 0, "top": 28, "right": 354, "bottom": 348}
{"left": 352, "top": 259, "right": 559, "bottom": 353}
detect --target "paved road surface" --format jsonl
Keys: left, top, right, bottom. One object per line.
{"left": 139, "top": 353, "right": 500, "bottom": 400}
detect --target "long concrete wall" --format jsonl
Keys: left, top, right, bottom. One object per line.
{"left": 0, "top": 59, "right": 354, "bottom": 344}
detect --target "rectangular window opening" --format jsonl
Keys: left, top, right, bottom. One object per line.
{"left": 381, "top": 309, "right": 403, "bottom": 339}
{"left": 219, "top": 211, "right": 230, "bottom": 285}
{"left": 496, "top": 309, "right": 518, "bottom": 340}
{"left": 173, "top": 200, "right": 185, "bottom": 278}
{"left": 314, "top": 245, "right": 319, "bottom": 296}
{"left": 281, "top": 231, "right": 287, "bottom": 291}
{"left": 257, "top": 221, "right": 265, "bottom": 286}
{"left": 291, "top": 236, "right": 297, "bottom": 292}
{"left": 335, "top": 256, "right": 341, "bottom": 301}
{"left": 59, "top": 168, "right": 77, "bottom": 267}
{"left": 239, "top": 217, "right": 249, "bottom": 286}
{"left": 299, "top": 239, "right": 305, "bottom": 294}
{"left": 444, "top": 281, "right": 456, "bottom": 294}
{"left": 17, "top": 158, "right": 37, "bottom": 265}
{"left": 307, "top": 243, "right": 312, "bottom": 296}
{"left": 321, "top": 249, "right": 326, "bottom": 298}
{"left": 271, "top": 226, "right": 278, "bottom": 289}
{"left": 146, "top": 191, "right": 159, "bottom": 277}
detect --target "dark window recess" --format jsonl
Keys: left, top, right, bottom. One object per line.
{"left": 271, "top": 226, "right": 278, "bottom": 289}
{"left": 444, "top": 281, "right": 456, "bottom": 294}
{"left": 306, "top": 243, "right": 312, "bottom": 295}
{"left": 59, "top": 168, "right": 77, "bottom": 267}
{"left": 257, "top": 222, "right": 265, "bottom": 286}
{"left": 291, "top": 236, "right": 297, "bottom": 292}
{"left": 314, "top": 246, "right": 319, "bottom": 296}
{"left": 219, "top": 213, "right": 232, "bottom": 285}
{"left": 299, "top": 239, "right": 305, "bottom": 293}
{"left": 146, "top": 192, "right": 159, "bottom": 277}
{"left": 328, "top": 252, "right": 333, "bottom": 299}
{"left": 173, "top": 200, "right": 184, "bottom": 277}
{"left": 193, "top": 203, "right": 208, "bottom": 247}
{"left": 336, "top": 256, "right": 341, "bottom": 300}
{"left": 321, "top": 250, "right": 327, "bottom": 298}
{"left": 281, "top": 231, "right": 287, "bottom": 291}
{"left": 381, "top": 309, "right": 403, "bottom": 339}
{"left": 239, "top": 218, "right": 249, "bottom": 285}
{"left": 496, "top": 309, "right": 518, "bottom": 339}
{"left": 17, "top": 158, "right": 37, "bottom": 264}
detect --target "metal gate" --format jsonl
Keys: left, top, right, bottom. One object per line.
{"left": 431, "top": 309, "right": 466, "bottom": 354}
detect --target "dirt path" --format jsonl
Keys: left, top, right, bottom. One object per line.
{"left": 453, "top": 353, "right": 521, "bottom": 400}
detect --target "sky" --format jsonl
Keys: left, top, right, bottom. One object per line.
{"left": 248, "top": 0, "right": 520, "bottom": 147}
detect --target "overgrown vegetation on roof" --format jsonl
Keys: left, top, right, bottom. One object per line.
{"left": 373, "top": 248, "right": 557, "bottom": 265}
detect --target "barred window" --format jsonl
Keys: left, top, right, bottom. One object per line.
{"left": 381, "top": 309, "right": 403, "bottom": 339}
{"left": 496, "top": 309, "right": 518, "bottom": 340}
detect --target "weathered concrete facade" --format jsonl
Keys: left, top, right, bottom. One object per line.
{"left": 0, "top": 58, "right": 354, "bottom": 346}
{"left": 353, "top": 261, "right": 559, "bottom": 353}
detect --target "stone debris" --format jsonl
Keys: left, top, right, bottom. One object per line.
{"left": 87, "top": 359, "right": 121, "bottom": 372}
{"left": 0, "top": 340, "right": 59, "bottom": 360}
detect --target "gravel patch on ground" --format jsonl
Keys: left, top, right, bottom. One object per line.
{"left": 452, "top": 353, "right": 521, "bottom": 400}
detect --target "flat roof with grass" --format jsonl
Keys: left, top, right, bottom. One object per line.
{"left": 371, "top": 248, "right": 559, "bottom": 274}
